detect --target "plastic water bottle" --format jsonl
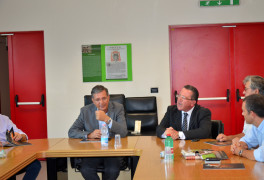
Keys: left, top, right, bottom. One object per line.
{"left": 164, "top": 134, "right": 174, "bottom": 161}
{"left": 101, "top": 124, "right": 108, "bottom": 147}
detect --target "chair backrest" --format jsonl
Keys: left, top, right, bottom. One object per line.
{"left": 211, "top": 120, "right": 224, "bottom": 139}
{"left": 125, "top": 96, "right": 158, "bottom": 136}
{"left": 84, "top": 94, "right": 125, "bottom": 107}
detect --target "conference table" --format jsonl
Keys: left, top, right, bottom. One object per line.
{"left": 1, "top": 136, "right": 263, "bottom": 180}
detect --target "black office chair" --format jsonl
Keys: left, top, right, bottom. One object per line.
{"left": 126, "top": 96, "right": 158, "bottom": 136}
{"left": 211, "top": 120, "right": 224, "bottom": 139}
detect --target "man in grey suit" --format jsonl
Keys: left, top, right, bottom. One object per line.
{"left": 68, "top": 85, "right": 128, "bottom": 180}
{"left": 156, "top": 85, "right": 211, "bottom": 140}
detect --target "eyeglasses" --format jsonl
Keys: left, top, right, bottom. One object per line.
{"left": 93, "top": 97, "right": 108, "bottom": 103}
{"left": 176, "top": 94, "right": 194, "bottom": 101}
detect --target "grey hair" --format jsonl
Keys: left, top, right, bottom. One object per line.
{"left": 243, "top": 75, "right": 264, "bottom": 95}
{"left": 91, "top": 85, "right": 109, "bottom": 98}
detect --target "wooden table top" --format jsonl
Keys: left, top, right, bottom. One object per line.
{"left": 1, "top": 136, "right": 263, "bottom": 180}
{"left": 0, "top": 138, "right": 63, "bottom": 180}
{"left": 133, "top": 137, "right": 264, "bottom": 180}
{"left": 40, "top": 136, "right": 141, "bottom": 158}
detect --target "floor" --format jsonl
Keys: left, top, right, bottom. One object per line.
{"left": 16, "top": 159, "right": 131, "bottom": 180}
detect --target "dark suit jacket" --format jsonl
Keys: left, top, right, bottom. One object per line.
{"left": 68, "top": 101, "right": 128, "bottom": 139}
{"left": 156, "top": 104, "right": 211, "bottom": 139}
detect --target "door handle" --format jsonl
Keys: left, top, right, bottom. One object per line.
{"left": 15, "top": 94, "right": 45, "bottom": 107}
{"left": 236, "top": 89, "right": 241, "bottom": 102}
{"left": 198, "top": 89, "right": 229, "bottom": 102}
{"left": 174, "top": 90, "right": 178, "bottom": 104}
{"left": 227, "top": 89, "right": 230, "bottom": 102}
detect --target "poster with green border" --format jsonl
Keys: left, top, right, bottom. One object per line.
{"left": 82, "top": 43, "right": 132, "bottom": 82}
{"left": 82, "top": 45, "right": 102, "bottom": 82}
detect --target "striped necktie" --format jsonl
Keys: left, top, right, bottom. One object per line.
{"left": 182, "top": 112, "right": 188, "bottom": 131}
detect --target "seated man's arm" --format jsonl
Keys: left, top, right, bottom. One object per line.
{"left": 241, "top": 150, "right": 256, "bottom": 160}
{"left": 68, "top": 108, "right": 94, "bottom": 139}
{"left": 183, "top": 108, "right": 211, "bottom": 139}
{"left": 232, "top": 130, "right": 264, "bottom": 162}
{"left": 216, "top": 133, "right": 245, "bottom": 142}
{"left": 164, "top": 127, "right": 179, "bottom": 140}
{"left": 13, "top": 132, "right": 27, "bottom": 142}
{"left": 5, "top": 115, "right": 28, "bottom": 141}
{"left": 87, "top": 129, "right": 101, "bottom": 139}
{"left": 231, "top": 141, "right": 261, "bottom": 161}
{"left": 109, "top": 104, "right": 128, "bottom": 138}
{"left": 243, "top": 149, "right": 257, "bottom": 161}
{"left": 156, "top": 106, "right": 171, "bottom": 138}
{"left": 252, "top": 145, "right": 264, "bottom": 162}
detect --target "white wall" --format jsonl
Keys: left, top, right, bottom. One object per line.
{"left": 0, "top": 0, "right": 264, "bottom": 138}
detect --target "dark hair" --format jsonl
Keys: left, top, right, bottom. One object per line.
{"left": 91, "top": 85, "right": 109, "bottom": 98}
{"left": 243, "top": 75, "right": 264, "bottom": 95}
{"left": 184, "top": 85, "right": 199, "bottom": 102}
{"left": 243, "top": 94, "right": 264, "bottom": 118}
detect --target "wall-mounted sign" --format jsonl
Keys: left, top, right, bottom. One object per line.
{"left": 200, "top": 0, "right": 239, "bottom": 6}
{"left": 82, "top": 43, "right": 132, "bottom": 82}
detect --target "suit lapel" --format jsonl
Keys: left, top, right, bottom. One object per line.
{"left": 172, "top": 108, "right": 182, "bottom": 130}
{"left": 107, "top": 102, "right": 113, "bottom": 119}
{"left": 90, "top": 104, "right": 99, "bottom": 129}
{"left": 177, "top": 111, "right": 182, "bottom": 130}
{"left": 189, "top": 105, "right": 198, "bottom": 129}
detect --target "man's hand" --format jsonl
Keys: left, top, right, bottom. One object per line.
{"left": 95, "top": 110, "right": 109, "bottom": 123}
{"left": 231, "top": 141, "right": 248, "bottom": 155}
{"left": 231, "top": 142, "right": 242, "bottom": 155}
{"left": 12, "top": 132, "right": 22, "bottom": 141}
{"left": 232, "top": 137, "right": 240, "bottom": 145}
{"left": 87, "top": 129, "right": 101, "bottom": 139}
{"left": 216, "top": 133, "right": 228, "bottom": 142}
{"left": 237, "top": 140, "right": 248, "bottom": 150}
{"left": 165, "top": 127, "right": 179, "bottom": 140}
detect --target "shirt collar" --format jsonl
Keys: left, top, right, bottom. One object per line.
{"left": 182, "top": 106, "right": 195, "bottom": 117}
{"left": 257, "top": 119, "right": 264, "bottom": 131}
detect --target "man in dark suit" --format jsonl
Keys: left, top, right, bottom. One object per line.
{"left": 156, "top": 85, "right": 211, "bottom": 140}
{"left": 68, "top": 85, "right": 128, "bottom": 180}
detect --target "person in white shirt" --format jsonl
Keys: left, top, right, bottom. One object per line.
{"left": 217, "top": 75, "right": 264, "bottom": 143}
{"left": 0, "top": 114, "right": 41, "bottom": 180}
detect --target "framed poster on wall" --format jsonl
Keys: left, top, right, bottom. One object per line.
{"left": 82, "top": 43, "right": 132, "bottom": 82}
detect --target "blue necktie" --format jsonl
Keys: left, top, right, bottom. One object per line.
{"left": 182, "top": 113, "right": 188, "bottom": 131}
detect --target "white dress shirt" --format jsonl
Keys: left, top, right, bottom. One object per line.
{"left": 178, "top": 107, "right": 194, "bottom": 139}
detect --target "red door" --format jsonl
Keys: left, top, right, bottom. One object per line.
{"left": 7, "top": 31, "right": 47, "bottom": 139}
{"left": 170, "top": 26, "right": 233, "bottom": 135}
{"left": 170, "top": 23, "right": 264, "bottom": 135}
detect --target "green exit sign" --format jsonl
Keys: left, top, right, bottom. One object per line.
{"left": 200, "top": 0, "right": 239, "bottom": 6}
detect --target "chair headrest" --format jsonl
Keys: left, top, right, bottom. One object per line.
{"left": 125, "top": 96, "right": 157, "bottom": 113}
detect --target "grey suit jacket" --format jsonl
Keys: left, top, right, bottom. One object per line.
{"left": 156, "top": 104, "right": 211, "bottom": 139}
{"left": 68, "top": 101, "right": 128, "bottom": 139}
